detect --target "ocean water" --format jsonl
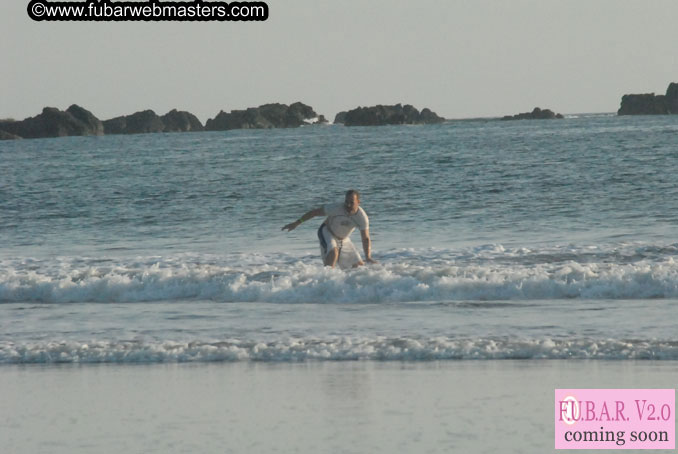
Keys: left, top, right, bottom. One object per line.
{"left": 2, "top": 115, "right": 678, "bottom": 363}
{"left": 3, "top": 114, "right": 678, "bottom": 453}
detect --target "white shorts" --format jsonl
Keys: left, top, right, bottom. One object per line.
{"left": 317, "top": 224, "right": 362, "bottom": 268}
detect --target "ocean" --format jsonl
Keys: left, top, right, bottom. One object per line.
{"left": 1, "top": 114, "right": 678, "bottom": 453}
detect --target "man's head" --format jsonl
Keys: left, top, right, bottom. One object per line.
{"left": 344, "top": 189, "right": 360, "bottom": 214}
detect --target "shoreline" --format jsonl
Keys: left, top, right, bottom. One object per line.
{"left": 3, "top": 360, "right": 677, "bottom": 453}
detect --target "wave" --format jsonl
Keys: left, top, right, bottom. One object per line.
{"left": 2, "top": 245, "right": 678, "bottom": 303}
{"left": 2, "top": 337, "right": 677, "bottom": 364}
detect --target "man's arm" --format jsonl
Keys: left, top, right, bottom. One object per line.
{"left": 360, "top": 228, "right": 377, "bottom": 264}
{"left": 281, "top": 207, "right": 325, "bottom": 232}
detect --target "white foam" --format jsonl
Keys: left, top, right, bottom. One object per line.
{"left": 1, "top": 337, "right": 676, "bottom": 364}
{"left": 2, "top": 244, "right": 678, "bottom": 304}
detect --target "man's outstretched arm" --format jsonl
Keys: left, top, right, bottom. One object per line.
{"left": 282, "top": 207, "right": 325, "bottom": 232}
{"left": 360, "top": 228, "right": 377, "bottom": 264}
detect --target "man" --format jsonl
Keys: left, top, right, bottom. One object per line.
{"left": 282, "top": 190, "right": 377, "bottom": 268}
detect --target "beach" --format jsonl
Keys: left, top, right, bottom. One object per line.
{"left": 1, "top": 360, "right": 676, "bottom": 453}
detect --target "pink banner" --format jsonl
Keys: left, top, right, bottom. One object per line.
{"left": 555, "top": 389, "right": 675, "bottom": 449}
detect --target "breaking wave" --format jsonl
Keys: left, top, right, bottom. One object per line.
{"left": 2, "top": 336, "right": 677, "bottom": 364}
{"left": 2, "top": 244, "right": 678, "bottom": 304}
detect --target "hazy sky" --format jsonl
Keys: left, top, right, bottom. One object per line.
{"left": 2, "top": 0, "right": 678, "bottom": 122}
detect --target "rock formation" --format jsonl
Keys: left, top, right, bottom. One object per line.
{"left": 618, "top": 82, "right": 678, "bottom": 115}
{"left": 338, "top": 104, "right": 445, "bottom": 126}
{"left": 161, "top": 109, "right": 204, "bottom": 132}
{"left": 502, "top": 107, "right": 564, "bottom": 120}
{"left": 0, "top": 105, "right": 208, "bottom": 140}
{"left": 665, "top": 82, "right": 678, "bottom": 114}
{"left": 205, "top": 102, "right": 318, "bottom": 130}
{"left": 67, "top": 104, "right": 104, "bottom": 135}
{"left": 103, "top": 110, "right": 165, "bottom": 135}
{"left": 0, "top": 105, "right": 104, "bottom": 139}
{"left": 0, "top": 129, "right": 21, "bottom": 140}
{"left": 333, "top": 111, "right": 348, "bottom": 124}
{"left": 618, "top": 94, "right": 668, "bottom": 115}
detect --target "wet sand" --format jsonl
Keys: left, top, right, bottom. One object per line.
{"left": 1, "top": 360, "right": 676, "bottom": 453}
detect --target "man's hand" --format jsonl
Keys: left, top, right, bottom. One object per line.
{"left": 281, "top": 220, "right": 300, "bottom": 232}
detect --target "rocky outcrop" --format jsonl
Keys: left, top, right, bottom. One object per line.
{"left": 66, "top": 104, "right": 104, "bottom": 135}
{"left": 664, "top": 82, "right": 678, "bottom": 114}
{"left": 103, "top": 110, "right": 165, "bottom": 135}
{"left": 206, "top": 108, "right": 272, "bottom": 130}
{"left": 205, "top": 102, "right": 318, "bottom": 131}
{"left": 340, "top": 104, "right": 445, "bottom": 126}
{"left": 104, "top": 109, "right": 203, "bottom": 134}
{"left": 502, "top": 107, "right": 564, "bottom": 121}
{"left": 0, "top": 128, "right": 21, "bottom": 140}
{"left": 287, "top": 102, "right": 317, "bottom": 124}
{"left": 420, "top": 108, "right": 445, "bottom": 124}
{"left": 334, "top": 111, "right": 348, "bottom": 124}
{"left": 161, "top": 109, "right": 204, "bottom": 132}
{"left": 0, "top": 106, "right": 207, "bottom": 139}
{"left": 0, "top": 105, "right": 104, "bottom": 139}
{"left": 618, "top": 82, "right": 678, "bottom": 115}
{"left": 618, "top": 94, "right": 668, "bottom": 115}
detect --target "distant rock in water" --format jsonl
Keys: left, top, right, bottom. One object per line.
{"left": 205, "top": 102, "right": 318, "bottom": 130}
{"left": 67, "top": 104, "right": 104, "bottom": 136}
{"left": 618, "top": 82, "right": 678, "bottom": 115}
{"left": 340, "top": 104, "right": 445, "bottom": 126}
{"left": 103, "top": 109, "right": 203, "bottom": 134}
{"left": 420, "top": 108, "right": 445, "bottom": 124}
{"left": 0, "top": 105, "right": 104, "bottom": 139}
{"left": 502, "top": 107, "right": 564, "bottom": 121}
{"left": 0, "top": 128, "right": 21, "bottom": 140}
{"left": 334, "top": 111, "right": 348, "bottom": 124}
{"left": 314, "top": 115, "right": 328, "bottom": 125}
{"left": 618, "top": 94, "right": 667, "bottom": 115}
{"left": 666, "top": 82, "right": 678, "bottom": 114}
{"left": 103, "top": 110, "right": 165, "bottom": 135}
{"left": 161, "top": 109, "right": 204, "bottom": 132}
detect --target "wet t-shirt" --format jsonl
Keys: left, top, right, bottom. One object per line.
{"left": 323, "top": 203, "right": 369, "bottom": 240}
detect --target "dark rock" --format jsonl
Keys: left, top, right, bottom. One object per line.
{"left": 103, "top": 110, "right": 165, "bottom": 135}
{"left": 617, "top": 83, "right": 678, "bottom": 115}
{"left": 342, "top": 104, "right": 445, "bottom": 126}
{"left": 0, "top": 105, "right": 104, "bottom": 139}
{"left": 205, "top": 108, "right": 272, "bottom": 130}
{"left": 205, "top": 102, "right": 318, "bottom": 131}
{"left": 344, "top": 105, "right": 407, "bottom": 126}
{"left": 66, "top": 104, "right": 104, "bottom": 136}
{"left": 502, "top": 107, "right": 564, "bottom": 120}
{"left": 262, "top": 103, "right": 310, "bottom": 128}
{"left": 314, "top": 115, "right": 328, "bottom": 125}
{"left": 420, "top": 108, "right": 446, "bottom": 124}
{"left": 100, "top": 116, "right": 126, "bottom": 134}
{"left": 161, "top": 109, "right": 204, "bottom": 132}
{"left": 334, "top": 111, "right": 347, "bottom": 124}
{"left": 618, "top": 94, "right": 668, "bottom": 115}
{"left": 665, "top": 83, "right": 678, "bottom": 114}
{"left": 288, "top": 102, "right": 316, "bottom": 125}
{"left": 0, "top": 128, "right": 21, "bottom": 140}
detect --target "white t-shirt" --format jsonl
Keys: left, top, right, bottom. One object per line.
{"left": 323, "top": 203, "right": 369, "bottom": 240}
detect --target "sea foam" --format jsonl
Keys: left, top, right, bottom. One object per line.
{"left": 2, "top": 336, "right": 677, "bottom": 364}
{"left": 2, "top": 245, "right": 678, "bottom": 304}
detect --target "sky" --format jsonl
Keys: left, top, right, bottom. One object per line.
{"left": 2, "top": 0, "right": 678, "bottom": 123}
